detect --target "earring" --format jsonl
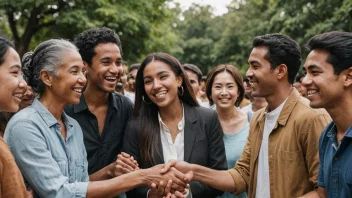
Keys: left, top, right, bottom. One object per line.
{"left": 178, "top": 85, "right": 184, "bottom": 96}
{"left": 142, "top": 95, "right": 152, "bottom": 104}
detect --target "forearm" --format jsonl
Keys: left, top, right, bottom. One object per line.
{"left": 89, "top": 163, "right": 114, "bottom": 181}
{"left": 87, "top": 169, "right": 146, "bottom": 198}
{"left": 191, "top": 164, "right": 235, "bottom": 192}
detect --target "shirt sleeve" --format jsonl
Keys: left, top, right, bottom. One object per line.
{"left": 6, "top": 121, "right": 89, "bottom": 198}
{"left": 301, "top": 114, "right": 331, "bottom": 189}
{"left": 228, "top": 127, "right": 251, "bottom": 195}
{"left": 317, "top": 130, "right": 326, "bottom": 188}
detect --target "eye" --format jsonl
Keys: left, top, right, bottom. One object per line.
{"left": 160, "top": 75, "right": 168, "bottom": 80}
{"left": 70, "top": 70, "right": 78, "bottom": 74}
{"left": 144, "top": 79, "right": 152, "bottom": 85}
{"left": 102, "top": 61, "right": 110, "bottom": 66}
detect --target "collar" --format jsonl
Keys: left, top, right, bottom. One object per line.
{"left": 158, "top": 103, "right": 185, "bottom": 132}
{"left": 73, "top": 92, "right": 118, "bottom": 113}
{"left": 32, "top": 98, "right": 73, "bottom": 128}
{"left": 326, "top": 122, "right": 352, "bottom": 138}
{"left": 256, "top": 88, "right": 301, "bottom": 126}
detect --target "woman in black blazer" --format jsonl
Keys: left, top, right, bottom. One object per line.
{"left": 122, "top": 52, "right": 227, "bottom": 198}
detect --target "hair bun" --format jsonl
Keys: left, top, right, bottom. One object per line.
{"left": 21, "top": 52, "right": 34, "bottom": 85}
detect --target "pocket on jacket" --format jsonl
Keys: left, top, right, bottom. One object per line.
{"left": 74, "top": 158, "right": 87, "bottom": 181}
{"left": 345, "top": 168, "right": 352, "bottom": 185}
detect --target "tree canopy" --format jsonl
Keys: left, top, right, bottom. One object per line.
{"left": 0, "top": 0, "right": 351, "bottom": 73}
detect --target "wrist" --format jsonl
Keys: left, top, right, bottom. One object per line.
{"left": 107, "top": 162, "right": 115, "bottom": 178}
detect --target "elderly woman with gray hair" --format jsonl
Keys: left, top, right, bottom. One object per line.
{"left": 4, "top": 39, "right": 189, "bottom": 198}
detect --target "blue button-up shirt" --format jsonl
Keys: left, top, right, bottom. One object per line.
{"left": 4, "top": 99, "right": 89, "bottom": 198}
{"left": 318, "top": 121, "right": 352, "bottom": 198}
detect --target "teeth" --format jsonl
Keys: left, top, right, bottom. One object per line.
{"left": 105, "top": 77, "right": 117, "bottom": 80}
{"left": 13, "top": 94, "right": 23, "bottom": 98}
{"left": 155, "top": 91, "right": 168, "bottom": 98}
{"left": 307, "top": 90, "right": 318, "bottom": 95}
{"left": 73, "top": 89, "right": 82, "bottom": 93}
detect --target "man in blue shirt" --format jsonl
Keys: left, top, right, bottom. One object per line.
{"left": 301, "top": 31, "right": 352, "bottom": 198}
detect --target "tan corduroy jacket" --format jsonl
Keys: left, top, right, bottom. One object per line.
{"left": 228, "top": 88, "right": 331, "bottom": 198}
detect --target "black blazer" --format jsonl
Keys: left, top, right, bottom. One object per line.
{"left": 122, "top": 103, "right": 227, "bottom": 198}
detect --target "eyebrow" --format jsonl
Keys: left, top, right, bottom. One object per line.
{"left": 143, "top": 71, "right": 169, "bottom": 79}
{"left": 248, "top": 60, "right": 261, "bottom": 66}
{"left": 10, "top": 65, "right": 21, "bottom": 70}
{"left": 304, "top": 64, "right": 321, "bottom": 71}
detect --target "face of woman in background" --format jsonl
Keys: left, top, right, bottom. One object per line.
{"left": 19, "top": 86, "right": 35, "bottom": 109}
{"left": 185, "top": 70, "right": 200, "bottom": 97}
{"left": 143, "top": 60, "right": 182, "bottom": 109}
{"left": 49, "top": 49, "right": 86, "bottom": 105}
{"left": 211, "top": 71, "right": 239, "bottom": 110}
{"left": 0, "top": 48, "right": 27, "bottom": 112}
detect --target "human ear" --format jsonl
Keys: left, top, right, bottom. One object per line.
{"left": 276, "top": 64, "right": 287, "bottom": 80}
{"left": 40, "top": 69, "right": 53, "bottom": 88}
{"left": 344, "top": 66, "right": 352, "bottom": 87}
{"left": 176, "top": 75, "right": 183, "bottom": 87}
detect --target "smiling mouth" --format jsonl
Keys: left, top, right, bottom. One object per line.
{"left": 73, "top": 88, "right": 82, "bottom": 93}
{"left": 105, "top": 76, "right": 117, "bottom": 82}
{"left": 13, "top": 93, "right": 23, "bottom": 99}
{"left": 307, "top": 90, "right": 318, "bottom": 96}
{"left": 155, "top": 91, "right": 168, "bottom": 98}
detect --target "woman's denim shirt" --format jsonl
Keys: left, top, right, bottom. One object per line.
{"left": 4, "top": 98, "right": 89, "bottom": 198}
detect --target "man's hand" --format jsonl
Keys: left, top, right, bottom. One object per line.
{"left": 144, "top": 164, "right": 189, "bottom": 192}
{"left": 114, "top": 152, "right": 139, "bottom": 177}
{"left": 161, "top": 160, "right": 193, "bottom": 182}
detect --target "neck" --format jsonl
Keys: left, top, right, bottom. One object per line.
{"left": 84, "top": 82, "right": 109, "bottom": 107}
{"left": 265, "top": 85, "right": 292, "bottom": 111}
{"left": 217, "top": 106, "right": 237, "bottom": 121}
{"left": 159, "top": 100, "right": 183, "bottom": 122}
{"left": 326, "top": 96, "right": 352, "bottom": 134}
{"left": 252, "top": 97, "right": 267, "bottom": 112}
{"left": 39, "top": 93, "right": 65, "bottom": 121}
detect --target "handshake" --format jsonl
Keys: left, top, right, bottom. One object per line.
{"left": 114, "top": 152, "right": 194, "bottom": 198}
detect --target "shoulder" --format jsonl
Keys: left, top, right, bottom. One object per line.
{"left": 112, "top": 92, "right": 134, "bottom": 109}
{"left": 6, "top": 107, "right": 38, "bottom": 130}
{"left": 293, "top": 96, "right": 330, "bottom": 120}
{"left": 186, "top": 104, "right": 217, "bottom": 120}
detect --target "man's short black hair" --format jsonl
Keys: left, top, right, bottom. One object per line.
{"left": 253, "top": 33, "right": 302, "bottom": 84}
{"left": 183, "top": 63, "right": 203, "bottom": 84}
{"left": 306, "top": 31, "right": 352, "bottom": 75}
{"left": 74, "top": 27, "right": 122, "bottom": 66}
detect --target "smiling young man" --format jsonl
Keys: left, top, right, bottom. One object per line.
{"left": 300, "top": 31, "right": 352, "bottom": 198}
{"left": 65, "top": 28, "right": 134, "bottom": 194}
{"left": 162, "top": 33, "right": 331, "bottom": 198}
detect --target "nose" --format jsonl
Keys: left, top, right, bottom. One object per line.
{"left": 78, "top": 72, "right": 87, "bottom": 85}
{"left": 152, "top": 79, "right": 162, "bottom": 90}
{"left": 220, "top": 87, "right": 228, "bottom": 96}
{"left": 18, "top": 76, "right": 27, "bottom": 90}
{"left": 301, "top": 74, "right": 311, "bottom": 87}
{"left": 245, "top": 68, "right": 253, "bottom": 80}
{"left": 109, "top": 63, "right": 120, "bottom": 75}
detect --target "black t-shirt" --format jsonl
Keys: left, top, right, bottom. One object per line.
{"left": 65, "top": 92, "right": 133, "bottom": 174}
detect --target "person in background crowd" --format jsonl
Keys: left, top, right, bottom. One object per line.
{"left": 115, "top": 64, "right": 128, "bottom": 94}
{"left": 206, "top": 64, "right": 249, "bottom": 198}
{"left": 0, "top": 36, "right": 28, "bottom": 198}
{"left": 183, "top": 63, "right": 210, "bottom": 108}
{"left": 293, "top": 74, "right": 308, "bottom": 98}
{"left": 240, "top": 79, "right": 267, "bottom": 121}
{"left": 64, "top": 28, "right": 135, "bottom": 198}
{"left": 5, "top": 38, "right": 189, "bottom": 198}
{"left": 199, "top": 76, "right": 209, "bottom": 104}
{"left": 300, "top": 31, "right": 352, "bottom": 198}
{"left": 122, "top": 52, "right": 227, "bottom": 198}
{"left": 125, "top": 63, "right": 139, "bottom": 94}
{"left": 161, "top": 33, "right": 331, "bottom": 198}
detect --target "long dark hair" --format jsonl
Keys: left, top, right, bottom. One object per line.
{"left": 133, "top": 52, "right": 198, "bottom": 165}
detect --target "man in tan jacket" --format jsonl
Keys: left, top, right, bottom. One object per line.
{"left": 162, "top": 33, "right": 331, "bottom": 198}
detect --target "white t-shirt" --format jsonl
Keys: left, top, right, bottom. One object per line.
{"left": 255, "top": 99, "right": 287, "bottom": 198}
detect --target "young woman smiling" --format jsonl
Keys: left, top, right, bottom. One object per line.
{"left": 206, "top": 65, "right": 249, "bottom": 198}
{"left": 0, "top": 36, "right": 28, "bottom": 197}
{"left": 123, "top": 53, "right": 227, "bottom": 198}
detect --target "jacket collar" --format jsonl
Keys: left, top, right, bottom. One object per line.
{"left": 255, "top": 88, "right": 301, "bottom": 127}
